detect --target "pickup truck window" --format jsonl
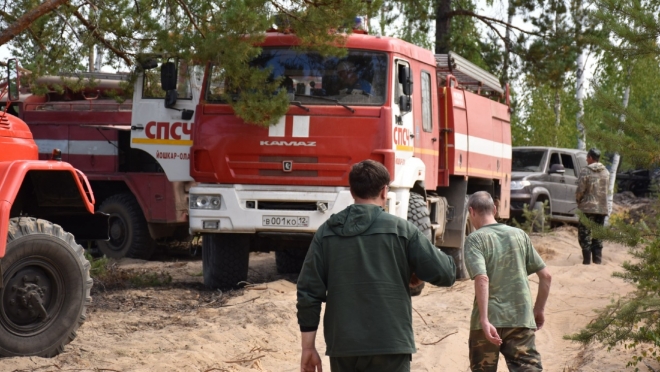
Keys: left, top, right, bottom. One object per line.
{"left": 512, "top": 149, "right": 545, "bottom": 172}
{"left": 560, "top": 154, "right": 576, "bottom": 177}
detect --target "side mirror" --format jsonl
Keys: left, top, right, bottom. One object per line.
{"left": 549, "top": 164, "right": 565, "bottom": 174}
{"left": 398, "top": 65, "right": 413, "bottom": 96}
{"left": 7, "top": 58, "right": 20, "bottom": 101}
{"left": 399, "top": 95, "right": 411, "bottom": 112}
{"left": 165, "top": 90, "right": 178, "bottom": 108}
{"left": 139, "top": 58, "right": 159, "bottom": 70}
{"left": 161, "top": 61, "right": 177, "bottom": 91}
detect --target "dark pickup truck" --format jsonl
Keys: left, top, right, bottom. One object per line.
{"left": 510, "top": 147, "right": 588, "bottom": 224}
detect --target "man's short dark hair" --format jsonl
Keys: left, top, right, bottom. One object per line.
{"left": 468, "top": 191, "right": 495, "bottom": 216}
{"left": 588, "top": 148, "right": 601, "bottom": 161}
{"left": 349, "top": 160, "right": 390, "bottom": 199}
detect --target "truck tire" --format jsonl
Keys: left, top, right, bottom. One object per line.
{"left": 275, "top": 248, "right": 308, "bottom": 274}
{"left": 408, "top": 192, "right": 431, "bottom": 296}
{"left": 96, "top": 193, "right": 155, "bottom": 260}
{"left": 202, "top": 233, "right": 250, "bottom": 290}
{"left": 0, "top": 218, "right": 92, "bottom": 357}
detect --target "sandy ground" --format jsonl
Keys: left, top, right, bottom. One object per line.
{"left": 2, "top": 225, "right": 655, "bottom": 372}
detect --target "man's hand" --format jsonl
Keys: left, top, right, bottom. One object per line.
{"left": 409, "top": 273, "right": 423, "bottom": 288}
{"left": 301, "top": 348, "right": 323, "bottom": 372}
{"left": 534, "top": 308, "right": 545, "bottom": 331}
{"left": 481, "top": 321, "right": 502, "bottom": 346}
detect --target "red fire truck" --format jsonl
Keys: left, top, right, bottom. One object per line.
{"left": 7, "top": 66, "right": 201, "bottom": 259}
{"left": 170, "top": 32, "right": 512, "bottom": 289}
{"left": 1, "top": 59, "right": 107, "bottom": 356}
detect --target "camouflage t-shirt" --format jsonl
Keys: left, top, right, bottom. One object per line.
{"left": 464, "top": 223, "right": 546, "bottom": 330}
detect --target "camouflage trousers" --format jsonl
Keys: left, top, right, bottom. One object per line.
{"left": 329, "top": 354, "right": 410, "bottom": 372}
{"left": 469, "top": 328, "right": 542, "bottom": 372}
{"left": 578, "top": 213, "right": 606, "bottom": 264}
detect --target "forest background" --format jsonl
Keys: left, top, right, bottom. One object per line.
{"left": 1, "top": 0, "right": 660, "bottom": 368}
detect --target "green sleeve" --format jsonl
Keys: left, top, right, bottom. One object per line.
{"left": 464, "top": 234, "right": 487, "bottom": 280}
{"left": 407, "top": 229, "right": 456, "bottom": 287}
{"left": 296, "top": 228, "right": 327, "bottom": 332}
{"left": 523, "top": 232, "right": 546, "bottom": 275}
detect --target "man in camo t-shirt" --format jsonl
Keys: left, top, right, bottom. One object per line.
{"left": 464, "top": 191, "right": 552, "bottom": 372}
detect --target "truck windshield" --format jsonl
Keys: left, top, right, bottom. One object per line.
{"left": 207, "top": 49, "right": 388, "bottom": 106}
{"left": 512, "top": 150, "right": 546, "bottom": 172}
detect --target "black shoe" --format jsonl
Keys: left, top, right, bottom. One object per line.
{"left": 582, "top": 250, "right": 591, "bottom": 265}
{"left": 593, "top": 250, "right": 602, "bottom": 264}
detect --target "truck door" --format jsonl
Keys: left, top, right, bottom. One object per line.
{"left": 392, "top": 59, "right": 415, "bottom": 184}
{"left": 560, "top": 153, "right": 579, "bottom": 214}
{"left": 547, "top": 151, "right": 569, "bottom": 214}
{"left": 130, "top": 60, "right": 202, "bottom": 181}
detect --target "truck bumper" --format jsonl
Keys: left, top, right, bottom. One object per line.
{"left": 189, "top": 184, "right": 355, "bottom": 234}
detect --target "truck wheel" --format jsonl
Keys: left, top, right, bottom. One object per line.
{"left": 0, "top": 218, "right": 92, "bottom": 357}
{"left": 408, "top": 192, "right": 431, "bottom": 296}
{"left": 275, "top": 248, "right": 308, "bottom": 274}
{"left": 96, "top": 193, "right": 155, "bottom": 259}
{"left": 202, "top": 233, "right": 250, "bottom": 290}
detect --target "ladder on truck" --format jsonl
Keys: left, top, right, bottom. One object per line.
{"left": 435, "top": 52, "right": 506, "bottom": 100}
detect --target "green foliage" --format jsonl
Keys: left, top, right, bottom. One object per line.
{"left": 511, "top": 200, "right": 551, "bottom": 234}
{"left": 585, "top": 56, "right": 660, "bottom": 169}
{"left": 512, "top": 75, "right": 579, "bottom": 147}
{"left": 566, "top": 201, "right": 660, "bottom": 366}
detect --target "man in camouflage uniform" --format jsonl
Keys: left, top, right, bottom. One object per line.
{"left": 575, "top": 148, "right": 610, "bottom": 265}
{"left": 464, "top": 191, "right": 552, "bottom": 372}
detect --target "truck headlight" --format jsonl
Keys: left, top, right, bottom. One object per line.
{"left": 190, "top": 194, "right": 221, "bottom": 209}
{"left": 510, "top": 180, "right": 531, "bottom": 190}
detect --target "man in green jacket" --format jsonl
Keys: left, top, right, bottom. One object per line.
{"left": 575, "top": 148, "right": 610, "bottom": 265}
{"left": 296, "top": 160, "right": 456, "bottom": 372}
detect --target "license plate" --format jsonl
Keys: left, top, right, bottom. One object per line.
{"left": 262, "top": 216, "right": 309, "bottom": 227}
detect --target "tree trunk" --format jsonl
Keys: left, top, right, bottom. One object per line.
{"left": 435, "top": 0, "right": 452, "bottom": 54}
{"left": 605, "top": 65, "right": 632, "bottom": 225}
{"left": 0, "top": 0, "right": 69, "bottom": 47}
{"left": 576, "top": 50, "right": 586, "bottom": 150}
{"left": 553, "top": 89, "right": 561, "bottom": 146}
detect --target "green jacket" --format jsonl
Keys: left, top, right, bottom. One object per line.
{"left": 296, "top": 203, "right": 456, "bottom": 357}
{"left": 576, "top": 162, "right": 610, "bottom": 215}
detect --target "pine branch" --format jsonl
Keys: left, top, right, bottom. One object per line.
{"left": 0, "top": 0, "right": 69, "bottom": 46}
{"left": 448, "top": 9, "right": 544, "bottom": 38}
{"left": 72, "top": 9, "right": 133, "bottom": 66}
{"left": 174, "top": 0, "right": 205, "bottom": 39}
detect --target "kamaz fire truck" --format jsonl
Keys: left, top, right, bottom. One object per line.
{"left": 7, "top": 64, "right": 202, "bottom": 259}
{"left": 151, "top": 32, "right": 512, "bottom": 289}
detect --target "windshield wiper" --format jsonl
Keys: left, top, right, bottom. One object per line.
{"left": 295, "top": 94, "right": 355, "bottom": 113}
{"left": 290, "top": 100, "right": 310, "bottom": 112}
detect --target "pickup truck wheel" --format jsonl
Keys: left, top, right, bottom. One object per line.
{"left": 202, "top": 233, "right": 250, "bottom": 290}
{"left": 408, "top": 192, "right": 432, "bottom": 296}
{"left": 275, "top": 248, "right": 308, "bottom": 274}
{"left": 96, "top": 193, "right": 155, "bottom": 260}
{"left": 0, "top": 218, "right": 92, "bottom": 357}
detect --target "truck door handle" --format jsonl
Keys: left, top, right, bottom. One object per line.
{"left": 560, "top": 179, "right": 565, "bottom": 183}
